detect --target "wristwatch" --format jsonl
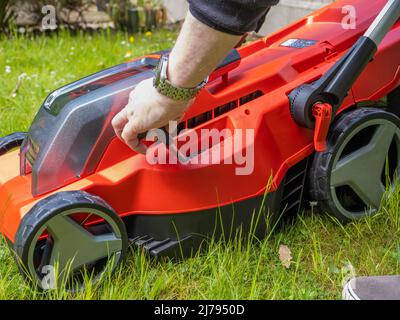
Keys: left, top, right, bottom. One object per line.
{"left": 153, "top": 55, "right": 208, "bottom": 101}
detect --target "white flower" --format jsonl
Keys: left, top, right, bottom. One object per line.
{"left": 18, "top": 72, "right": 27, "bottom": 80}
{"left": 5, "top": 66, "right": 11, "bottom": 73}
{"left": 50, "top": 71, "right": 56, "bottom": 77}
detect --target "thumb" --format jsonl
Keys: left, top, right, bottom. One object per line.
{"left": 112, "top": 108, "right": 129, "bottom": 140}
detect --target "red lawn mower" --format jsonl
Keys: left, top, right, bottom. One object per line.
{"left": 0, "top": 0, "right": 399, "bottom": 289}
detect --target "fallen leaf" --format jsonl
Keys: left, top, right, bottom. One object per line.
{"left": 279, "top": 244, "right": 292, "bottom": 269}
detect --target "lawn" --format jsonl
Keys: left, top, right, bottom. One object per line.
{"left": 0, "top": 30, "right": 399, "bottom": 300}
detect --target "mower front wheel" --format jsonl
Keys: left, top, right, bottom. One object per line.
{"left": 309, "top": 108, "right": 400, "bottom": 222}
{"left": 14, "top": 191, "right": 128, "bottom": 291}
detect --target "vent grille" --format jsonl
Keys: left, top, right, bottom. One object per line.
{"left": 239, "top": 91, "right": 264, "bottom": 105}
{"left": 178, "top": 90, "right": 264, "bottom": 134}
{"left": 187, "top": 111, "right": 212, "bottom": 129}
{"left": 280, "top": 157, "right": 309, "bottom": 217}
{"left": 26, "top": 137, "right": 39, "bottom": 166}
{"left": 214, "top": 101, "right": 237, "bottom": 118}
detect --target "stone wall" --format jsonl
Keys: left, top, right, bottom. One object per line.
{"left": 258, "top": 0, "right": 334, "bottom": 35}
{"left": 163, "top": 0, "right": 188, "bottom": 23}
{"left": 161, "top": 0, "right": 335, "bottom": 36}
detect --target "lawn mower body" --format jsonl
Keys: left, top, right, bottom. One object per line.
{"left": 1, "top": 0, "right": 400, "bottom": 260}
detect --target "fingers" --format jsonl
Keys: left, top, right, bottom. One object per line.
{"left": 121, "top": 119, "right": 138, "bottom": 147}
{"left": 134, "top": 141, "right": 148, "bottom": 154}
{"left": 121, "top": 119, "right": 147, "bottom": 154}
{"left": 128, "top": 88, "right": 136, "bottom": 103}
{"left": 122, "top": 135, "right": 147, "bottom": 154}
{"left": 112, "top": 79, "right": 192, "bottom": 155}
{"left": 112, "top": 108, "right": 129, "bottom": 140}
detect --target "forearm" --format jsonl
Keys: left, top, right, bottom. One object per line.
{"left": 167, "top": 12, "right": 241, "bottom": 88}
{"left": 112, "top": 5, "right": 276, "bottom": 153}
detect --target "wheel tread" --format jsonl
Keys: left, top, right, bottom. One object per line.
{"left": 309, "top": 107, "right": 400, "bottom": 222}
{"left": 13, "top": 190, "right": 127, "bottom": 289}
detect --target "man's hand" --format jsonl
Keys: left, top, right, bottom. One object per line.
{"left": 112, "top": 78, "right": 193, "bottom": 154}
{"left": 112, "top": 12, "right": 240, "bottom": 154}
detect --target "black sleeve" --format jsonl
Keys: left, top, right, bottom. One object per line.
{"left": 188, "top": 0, "right": 280, "bottom": 35}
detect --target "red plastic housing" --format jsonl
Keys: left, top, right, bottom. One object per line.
{"left": 0, "top": 0, "right": 399, "bottom": 243}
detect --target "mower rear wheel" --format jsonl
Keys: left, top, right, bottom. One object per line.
{"left": 309, "top": 108, "right": 400, "bottom": 222}
{"left": 0, "top": 132, "right": 26, "bottom": 155}
{"left": 14, "top": 191, "right": 128, "bottom": 290}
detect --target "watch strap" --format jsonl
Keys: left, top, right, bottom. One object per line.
{"left": 157, "top": 78, "right": 207, "bottom": 101}
{"left": 153, "top": 55, "right": 208, "bottom": 101}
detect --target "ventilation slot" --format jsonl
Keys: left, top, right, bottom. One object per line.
{"left": 180, "top": 90, "right": 264, "bottom": 132}
{"left": 214, "top": 101, "right": 237, "bottom": 117}
{"left": 187, "top": 111, "right": 212, "bottom": 129}
{"left": 26, "top": 137, "right": 39, "bottom": 166}
{"left": 239, "top": 90, "right": 263, "bottom": 106}
{"left": 177, "top": 121, "right": 186, "bottom": 135}
{"left": 280, "top": 157, "right": 309, "bottom": 217}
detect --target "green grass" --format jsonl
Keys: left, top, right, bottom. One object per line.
{"left": 1, "top": 30, "right": 400, "bottom": 300}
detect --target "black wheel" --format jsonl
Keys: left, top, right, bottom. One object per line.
{"left": 310, "top": 108, "right": 400, "bottom": 222}
{"left": 0, "top": 132, "right": 26, "bottom": 156}
{"left": 14, "top": 191, "right": 128, "bottom": 290}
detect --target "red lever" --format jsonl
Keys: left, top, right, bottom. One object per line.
{"left": 312, "top": 102, "right": 332, "bottom": 152}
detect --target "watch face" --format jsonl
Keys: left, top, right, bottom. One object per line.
{"left": 153, "top": 57, "right": 163, "bottom": 86}
{"left": 154, "top": 55, "right": 169, "bottom": 87}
